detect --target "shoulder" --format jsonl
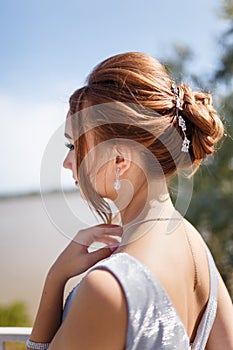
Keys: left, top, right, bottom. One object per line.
{"left": 182, "top": 218, "right": 210, "bottom": 263}
{"left": 80, "top": 268, "right": 127, "bottom": 309}
{"left": 184, "top": 220, "right": 233, "bottom": 348}
{"left": 73, "top": 268, "right": 127, "bottom": 326}
{"left": 182, "top": 218, "right": 206, "bottom": 244}
{"left": 51, "top": 268, "right": 127, "bottom": 350}
{"left": 206, "top": 272, "right": 233, "bottom": 349}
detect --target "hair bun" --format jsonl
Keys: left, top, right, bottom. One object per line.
{"left": 178, "top": 83, "right": 224, "bottom": 160}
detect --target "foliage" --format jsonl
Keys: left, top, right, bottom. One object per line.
{"left": 215, "top": 0, "right": 233, "bottom": 83}
{"left": 164, "top": 0, "right": 233, "bottom": 298}
{"left": 0, "top": 301, "right": 31, "bottom": 327}
{"left": 0, "top": 302, "right": 31, "bottom": 349}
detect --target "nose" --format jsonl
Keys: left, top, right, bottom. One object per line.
{"left": 63, "top": 152, "right": 72, "bottom": 170}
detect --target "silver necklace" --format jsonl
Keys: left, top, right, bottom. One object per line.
{"left": 123, "top": 216, "right": 182, "bottom": 235}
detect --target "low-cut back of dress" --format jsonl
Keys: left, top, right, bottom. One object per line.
{"left": 62, "top": 244, "right": 218, "bottom": 350}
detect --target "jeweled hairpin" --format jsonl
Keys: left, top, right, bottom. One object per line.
{"left": 171, "top": 82, "right": 190, "bottom": 153}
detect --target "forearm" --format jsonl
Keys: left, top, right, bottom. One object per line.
{"left": 26, "top": 225, "right": 121, "bottom": 348}
{"left": 28, "top": 267, "right": 67, "bottom": 345}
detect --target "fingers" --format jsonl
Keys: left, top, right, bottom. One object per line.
{"left": 74, "top": 225, "right": 123, "bottom": 246}
{"left": 88, "top": 244, "right": 120, "bottom": 266}
{"left": 97, "top": 224, "right": 122, "bottom": 228}
{"left": 95, "top": 237, "right": 119, "bottom": 245}
{"left": 108, "top": 243, "right": 120, "bottom": 252}
{"left": 104, "top": 228, "right": 123, "bottom": 237}
{"left": 97, "top": 225, "right": 123, "bottom": 237}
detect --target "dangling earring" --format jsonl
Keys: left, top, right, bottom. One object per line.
{"left": 114, "top": 167, "right": 121, "bottom": 190}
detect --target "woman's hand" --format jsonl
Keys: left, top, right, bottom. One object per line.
{"left": 50, "top": 224, "right": 123, "bottom": 283}
{"left": 28, "top": 224, "right": 122, "bottom": 347}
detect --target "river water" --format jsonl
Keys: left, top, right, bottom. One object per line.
{"left": 0, "top": 191, "right": 101, "bottom": 320}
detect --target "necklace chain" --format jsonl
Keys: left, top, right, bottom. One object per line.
{"left": 122, "top": 216, "right": 198, "bottom": 291}
{"left": 123, "top": 217, "right": 182, "bottom": 234}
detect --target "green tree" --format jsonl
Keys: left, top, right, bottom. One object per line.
{"left": 190, "top": 0, "right": 233, "bottom": 298}
{"left": 0, "top": 301, "right": 31, "bottom": 326}
{"left": 164, "top": 0, "right": 233, "bottom": 298}
{"left": 0, "top": 302, "right": 31, "bottom": 350}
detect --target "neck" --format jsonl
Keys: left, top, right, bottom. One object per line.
{"left": 113, "top": 178, "right": 179, "bottom": 246}
{"left": 114, "top": 177, "right": 173, "bottom": 225}
{"left": 119, "top": 181, "right": 148, "bottom": 226}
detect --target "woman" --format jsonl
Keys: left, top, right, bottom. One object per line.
{"left": 27, "top": 52, "right": 233, "bottom": 349}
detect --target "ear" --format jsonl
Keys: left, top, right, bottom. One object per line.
{"left": 113, "top": 145, "right": 132, "bottom": 176}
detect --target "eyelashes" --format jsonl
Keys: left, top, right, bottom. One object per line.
{"left": 65, "top": 142, "right": 74, "bottom": 151}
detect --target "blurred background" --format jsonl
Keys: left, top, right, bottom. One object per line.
{"left": 0, "top": 0, "right": 232, "bottom": 330}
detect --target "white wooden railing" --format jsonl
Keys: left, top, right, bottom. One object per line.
{"left": 0, "top": 327, "right": 32, "bottom": 350}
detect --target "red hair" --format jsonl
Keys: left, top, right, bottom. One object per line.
{"left": 69, "top": 52, "right": 224, "bottom": 222}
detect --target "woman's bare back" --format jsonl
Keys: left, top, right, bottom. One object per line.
{"left": 118, "top": 218, "right": 213, "bottom": 342}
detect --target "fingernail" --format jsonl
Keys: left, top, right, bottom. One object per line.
{"left": 109, "top": 243, "right": 119, "bottom": 252}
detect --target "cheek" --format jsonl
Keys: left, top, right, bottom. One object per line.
{"left": 93, "top": 164, "right": 106, "bottom": 189}
{"left": 96, "top": 162, "right": 115, "bottom": 196}
{"left": 70, "top": 153, "right": 77, "bottom": 175}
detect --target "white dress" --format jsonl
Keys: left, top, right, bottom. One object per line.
{"left": 63, "top": 245, "right": 218, "bottom": 349}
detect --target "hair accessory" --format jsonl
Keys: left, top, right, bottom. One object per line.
{"left": 171, "top": 82, "right": 190, "bottom": 152}
{"left": 26, "top": 339, "right": 50, "bottom": 349}
{"left": 114, "top": 167, "right": 121, "bottom": 190}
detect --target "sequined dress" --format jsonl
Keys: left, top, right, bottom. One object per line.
{"left": 62, "top": 245, "right": 218, "bottom": 349}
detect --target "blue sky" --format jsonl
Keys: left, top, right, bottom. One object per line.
{"left": 0, "top": 0, "right": 227, "bottom": 195}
